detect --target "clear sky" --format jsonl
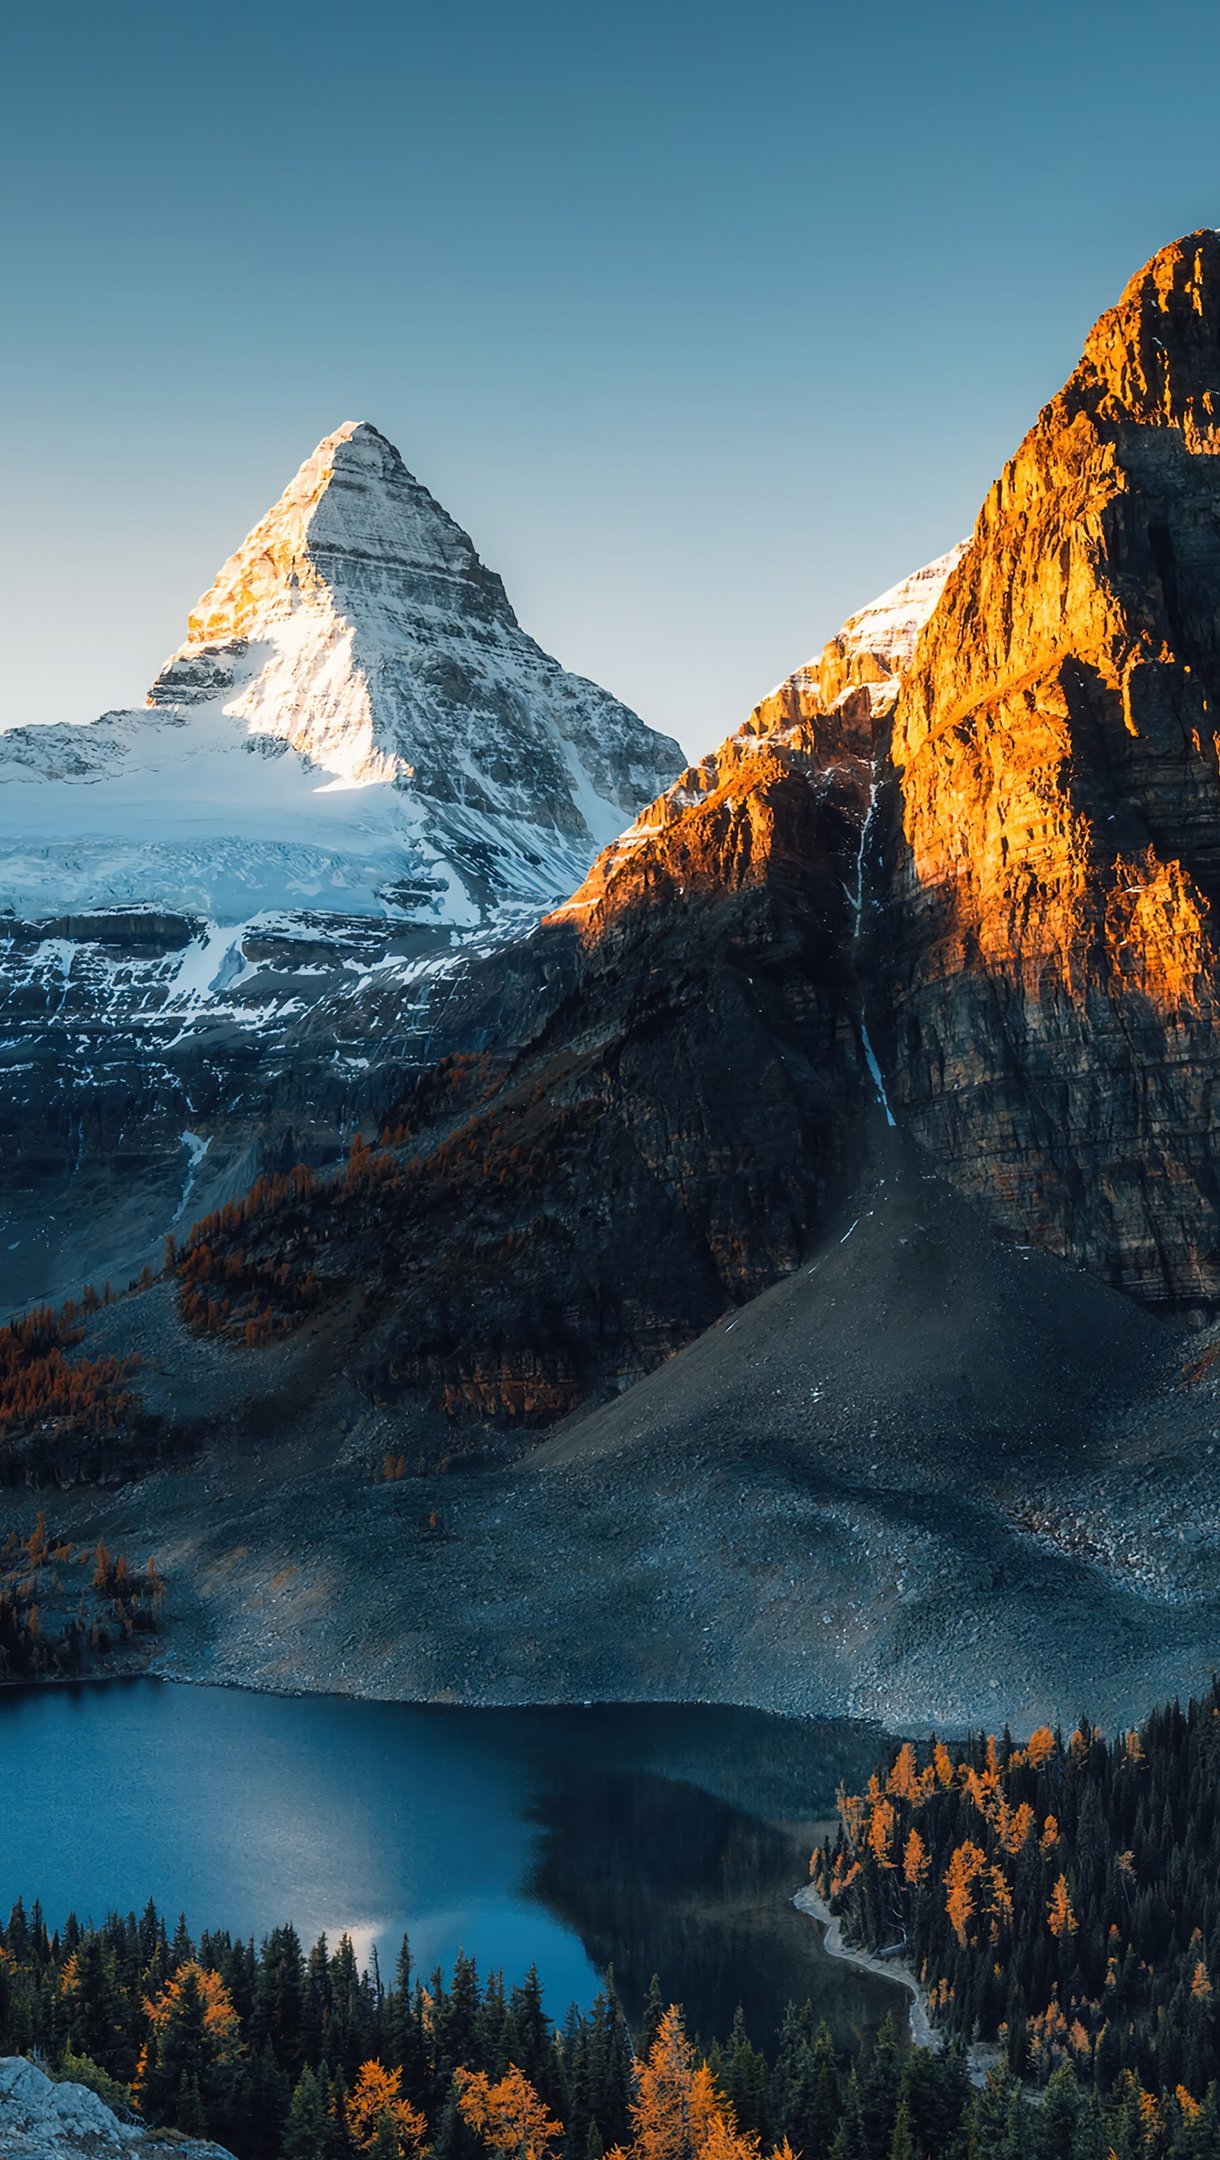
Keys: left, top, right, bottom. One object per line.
{"left": 2, "top": 0, "right": 1218, "bottom": 761}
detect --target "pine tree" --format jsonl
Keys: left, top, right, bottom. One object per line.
{"left": 860, "top": 2016, "right": 902, "bottom": 2160}
{"left": 641, "top": 1975, "right": 665, "bottom": 2060}
{"left": 887, "top": 2093, "right": 915, "bottom": 2160}
{"left": 283, "top": 2066, "right": 330, "bottom": 2160}
{"left": 829, "top": 2070, "right": 869, "bottom": 2160}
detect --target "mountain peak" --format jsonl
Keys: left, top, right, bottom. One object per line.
{"left": 1068, "top": 228, "right": 1220, "bottom": 432}
{"left": 174, "top": 419, "right": 508, "bottom": 661}
{"left": 884, "top": 227, "right": 1220, "bottom": 1308}
{"left": 140, "top": 420, "right": 681, "bottom": 838}
{"left": 0, "top": 420, "right": 681, "bottom": 930}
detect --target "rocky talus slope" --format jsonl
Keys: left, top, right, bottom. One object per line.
{"left": 0, "top": 423, "right": 678, "bottom": 1308}
{"left": 0, "top": 2057, "right": 234, "bottom": 2159}
{"left": 25, "top": 1135, "right": 1220, "bottom": 1731}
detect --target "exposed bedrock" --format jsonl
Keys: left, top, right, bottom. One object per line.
{"left": 874, "top": 231, "right": 1220, "bottom": 1309}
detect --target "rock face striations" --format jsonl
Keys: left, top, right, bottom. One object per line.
{"left": 123, "top": 545, "right": 962, "bottom": 1444}
{"left": 877, "top": 231, "right": 1220, "bottom": 1307}
{"left": 0, "top": 424, "right": 679, "bottom": 1308}
{"left": 0, "top": 421, "right": 678, "bottom": 926}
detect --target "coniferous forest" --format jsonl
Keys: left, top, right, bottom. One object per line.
{"left": 818, "top": 1683, "right": 1220, "bottom": 2122}
{"left": 0, "top": 1893, "right": 1028, "bottom": 2160}
{"left": 13, "top": 1685, "right": 1220, "bottom": 2160}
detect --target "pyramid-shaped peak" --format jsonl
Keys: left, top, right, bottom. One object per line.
{"left": 313, "top": 417, "right": 423, "bottom": 484}
{"left": 139, "top": 412, "right": 680, "bottom": 846}
{"left": 1070, "top": 229, "right": 1220, "bottom": 430}
{"left": 178, "top": 419, "right": 511, "bottom": 656}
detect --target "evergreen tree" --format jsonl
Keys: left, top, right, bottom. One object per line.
{"left": 283, "top": 2065, "right": 331, "bottom": 2160}
{"left": 640, "top": 1975, "right": 664, "bottom": 2060}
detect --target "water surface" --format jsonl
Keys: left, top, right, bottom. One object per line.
{"left": 0, "top": 1682, "right": 898, "bottom": 2046}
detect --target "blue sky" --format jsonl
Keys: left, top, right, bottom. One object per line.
{"left": 2, "top": 0, "right": 1218, "bottom": 758}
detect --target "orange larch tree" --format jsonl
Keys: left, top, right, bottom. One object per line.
{"left": 348, "top": 2060, "right": 429, "bottom": 2157}
{"left": 454, "top": 2065, "right": 563, "bottom": 2160}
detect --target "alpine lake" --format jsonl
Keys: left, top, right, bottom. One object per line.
{"left": 0, "top": 1682, "right": 905, "bottom": 2049}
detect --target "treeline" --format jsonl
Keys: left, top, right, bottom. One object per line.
{"left": 6, "top": 1895, "right": 1220, "bottom": 2160}
{"left": 172, "top": 1166, "right": 324, "bottom": 1343}
{"left": 0, "top": 1301, "right": 141, "bottom": 1482}
{"left": 0, "top": 1516, "right": 163, "bottom": 1679}
{"left": 0, "top": 1892, "right": 964, "bottom": 2160}
{"left": 817, "top": 1683, "right": 1220, "bottom": 2104}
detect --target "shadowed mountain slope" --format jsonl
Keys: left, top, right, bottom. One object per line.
{"left": 20, "top": 1132, "right": 1220, "bottom": 1730}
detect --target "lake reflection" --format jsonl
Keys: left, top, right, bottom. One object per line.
{"left": 0, "top": 1682, "right": 897, "bottom": 2047}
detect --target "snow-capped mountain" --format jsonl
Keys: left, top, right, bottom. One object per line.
{"left": 0, "top": 424, "right": 680, "bottom": 1309}
{"left": 0, "top": 421, "right": 679, "bottom": 926}
{"left": 750, "top": 542, "right": 970, "bottom": 728}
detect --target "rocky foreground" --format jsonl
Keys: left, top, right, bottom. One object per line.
{"left": 0, "top": 2058, "right": 233, "bottom": 2159}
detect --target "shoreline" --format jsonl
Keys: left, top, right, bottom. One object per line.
{"left": 792, "top": 1883, "right": 939, "bottom": 2049}
{"left": 793, "top": 1885, "right": 1004, "bottom": 2086}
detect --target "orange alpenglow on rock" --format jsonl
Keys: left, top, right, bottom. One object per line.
{"left": 546, "top": 227, "right": 1220, "bottom": 1324}
{"left": 548, "top": 544, "right": 963, "bottom": 947}
{"left": 877, "top": 230, "right": 1220, "bottom": 1308}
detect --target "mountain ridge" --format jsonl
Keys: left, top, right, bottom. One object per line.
{"left": 7, "top": 234, "right": 1220, "bottom": 1733}
{"left": 877, "top": 227, "right": 1220, "bottom": 1306}
{"left": 0, "top": 425, "right": 680, "bottom": 1309}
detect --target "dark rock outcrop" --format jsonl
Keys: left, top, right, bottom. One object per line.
{"left": 167, "top": 728, "right": 870, "bottom": 1428}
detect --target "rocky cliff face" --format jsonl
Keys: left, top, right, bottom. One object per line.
{"left": 11, "top": 231, "right": 1220, "bottom": 1485}
{"left": 552, "top": 543, "right": 965, "bottom": 942}
{"left": 183, "top": 229, "right": 1220, "bottom": 1443}
{"left": 104, "top": 547, "right": 961, "bottom": 1451}
{"left": 0, "top": 2057, "right": 234, "bottom": 2159}
{"left": 876, "top": 230, "right": 1220, "bottom": 1308}
{"left": 0, "top": 424, "right": 679, "bottom": 1309}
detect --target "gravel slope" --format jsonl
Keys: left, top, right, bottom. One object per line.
{"left": 12, "top": 1134, "right": 1220, "bottom": 1733}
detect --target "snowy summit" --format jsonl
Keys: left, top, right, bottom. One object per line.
{"left": 0, "top": 421, "right": 681, "bottom": 928}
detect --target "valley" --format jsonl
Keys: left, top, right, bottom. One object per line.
{"left": 7, "top": 1133, "right": 1218, "bottom": 1731}
{"left": 8, "top": 237, "right": 1220, "bottom": 1736}
{"left": 10, "top": 7, "right": 1220, "bottom": 2153}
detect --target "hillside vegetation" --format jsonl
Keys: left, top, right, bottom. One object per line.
{"left": 818, "top": 1682, "right": 1220, "bottom": 2110}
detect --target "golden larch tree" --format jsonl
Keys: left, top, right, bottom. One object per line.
{"left": 628, "top": 2006, "right": 734, "bottom": 2160}
{"left": 902, "top": 1828, "right": 930, "bottom": 1888}
{"left": 886, "top": 1743, "right": 921, "bottom": 1801}
{"left": 1047, "top": 1875, "right": 1078, "bottom": 1938}
{"left": 348, "top": 2061, "right": 429, "bottom": 2158}
{"left": 867, "top": 1797, "right": 896, "bottom": 1869}
{"left": 944, "top": 1843, "right": 986, "bottom": 1948}
{"left": 455, "top": 2065, "right": 563, "bottom": 2160}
